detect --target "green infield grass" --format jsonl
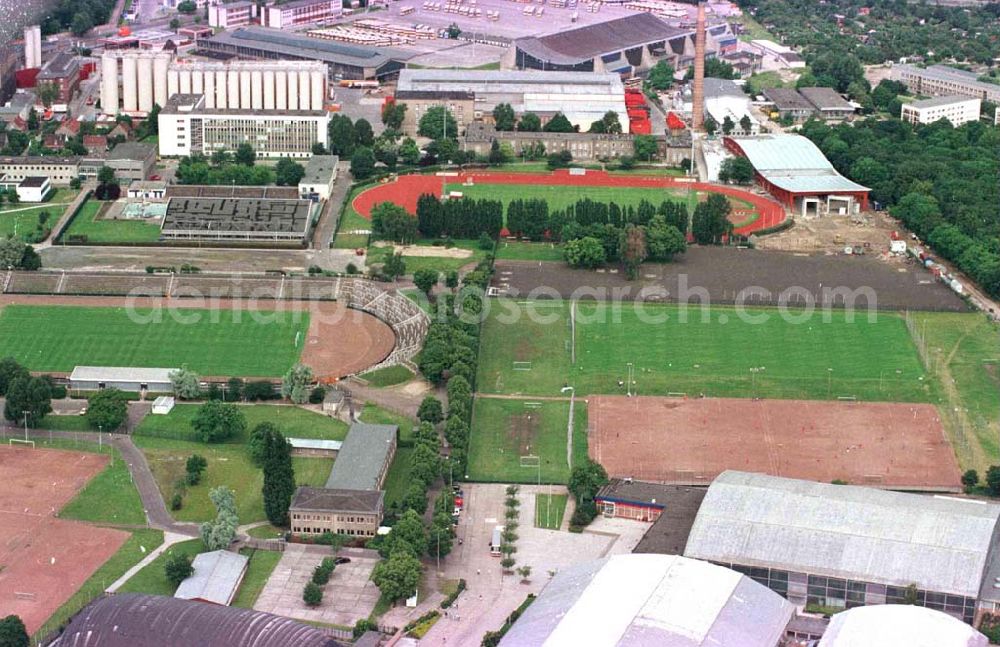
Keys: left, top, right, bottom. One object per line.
{"left": 467, "top": 397, "right": 588, "bottom": 484}
{"left": 476, "top": 299, "right": 932, "bottom": 402}
{"left": 62, "top": 199, "right": 162, "bottom": 243}
{"left": 495, "top": 241, "right": 565, "bottom": 262}
{"left": 0, "top": 304, "right": 309, "bottom": 377}
{"left": 534, "top": 493, "right": 567, "bottom": 530}
{"left": 360, "top": 364, "right": 414, "bottom": 387}
{"left": 444, "top": 183, "right": 690, "bottom": 214}
{"left": 232, "top": 548, "right": 283, "bottom": 608}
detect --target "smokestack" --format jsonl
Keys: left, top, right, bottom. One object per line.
{"left": 692, "top": 2, "right": 706, "bottom": 131}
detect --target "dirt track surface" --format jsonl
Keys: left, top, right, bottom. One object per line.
{"left": 0, "top": 294, "right": 395, "bottom": 379}
{"left": 492, "top": 246, "right": 968, "bottom": 312}
{"left": 588, "top": 396, "right": 961, "bottom": 491}
{"left": 0, "top": 446, "right": 129, "bottom": 633}
{"left": 352, "top": 169, "right": 787, "bottom": 236}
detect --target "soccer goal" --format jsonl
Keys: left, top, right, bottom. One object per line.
{"left": 523, "top": 401, "right": 543, "bottom": 410}
{"left": 9, "top": 439, "right": 35, "bottom": 448}
{"left": 512, "top": 361, "right": 532, "bottom": 371}
{"left": 519, "top": 454, "right": 540, "bottom": 469}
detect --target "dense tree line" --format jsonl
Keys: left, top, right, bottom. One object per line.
{"left": 800, "top": 116, "right": 1000, "bottom": 296}
{"left": 415, "top": 194, "right": 503, "bottom": 240}
{"left": 43, "top": 0, "right": 116, "bottom": 35}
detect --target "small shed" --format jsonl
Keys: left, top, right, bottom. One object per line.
{"left": 152, "top": 396, "right": 175, "bottom": 415}
{"left": 322, "top": 389, "right": 345, "bottom": 415}
{"left": 174, "top": 550, "right": 249, "bottom": 606}
{"left": 70, "top": 366, "right": 178, "bottom": 393}
{"left": 287, "top": 437, "right": 342, "bottom": 458}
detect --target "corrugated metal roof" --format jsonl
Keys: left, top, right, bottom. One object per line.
{"left": 729, "top": 134, "right": 869, "bottom": 194}
{"left": 69, "top": 366, "right": 178, "bottom": 383}
{"left": 52, "top": 594, "right": 340, "bottom": 646}
{"left": 798, "top": 86, "right": 853, "bottom": 111}
{"left": 288, "top": 438, "right": 342, "bottom": 451}
{"left": 174, "top": 550, "right": 248, "bottom": 606}
{"left": 398, "top": 69, "right": 625, "bottom": 95}
{"left": 514, "top": 14, "right": 685, "bottom": 65}
{"left": 500, "top": 554, "right": 794, "bottom": 647}
{"left": 325, "top": 423, "right": 396, "bottom": 490}
{"left": 685, "top": 471, "right": 1000, "bottom": 598}
{"left": 818, "top": 605, "right": 988, "bottom": 647}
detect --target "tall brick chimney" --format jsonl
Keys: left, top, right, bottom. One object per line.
{"left": 692, "top": 2, "right": 706, "bottom": 130}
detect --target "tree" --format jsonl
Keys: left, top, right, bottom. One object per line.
{"left": 169, "top": 368, "right": 201, "bottom": 400}
{"left": 328, "top": 114, "right": 356, "bottom": 156}
{"left": 517, "top": 112, "right": 541, "bottom": 132}
{"left": 684, "top": 57, "right": 736, "bottom": 81}
{"left": 564, "top": 236, "right": 606, "bottom": 269}
{"left": 417, "top": 106, "right": 458, "bottom": 140}
{"left": 381, "top": 101, "right": 407, "bottom": 130}
{"left": 177, "top": 0, "right": 197, "bottom": 11}
{"left": 234, "top": 142, "right": 256, "bottom": 166}
{"left": 740, "top": 114, "right": 752, "bottom": 134}
{"left": 703, "top": 116, "right": 718, "bottom": 136}
{"left": 247, "top": 421, "right": 277, "bottom": 467}
{"left": 200, "top": 486, "right": 238, "bottom": 550}
{"left": 0, "top": 358, "right": 28, "bottom": 396}
{"left": 382, "top": 510, "right": 428, "bottom": 557}
{"left": 492, "top": 103, "right": 516, "bottom": 131}
{"left": 987, "top": 466, "right": 1000, "bottom": 496}
{"left": 721, "top": 116, "right": 735, "bottom": 135}
{"left": 413, "top": 268, "right": 438, "bottom": 297}
{"left": 372, "top": 549, "right": 422, "bottom": 601}
{"left": 186, "top": 454, "right": 208, "bottom": 485}
{"left": 962, "top": 469, "right": 979, "bottom": 489}
{"left": 70, "top": 10, "right": 94, "bottom": 35}
{"left": 354, "top": 118, "right": 374, "bottom": 147}
{"left": 86, "top": 388, "right": 127, "bottom": 432}
{"left": 500, "top": 556, "right": 516, "bottom": 571}
{"left": 0, "top": 615, "right": 28, "bottom": 647}
{"left": 417, "top": 396, "right": 444, "bottom": 424}
{"left": 543, "top": 113, "right": 574, "bottom": 133}
{"left": 647, "top": 60, "right": 675, "bottom": 91}
{"left": 619, "top": 224, "right": 647, "bottom": 280}
{"left": 281, "top": 364, "right": 313, "bottom": 404}
{"left": 692, "top": 193, "right": 732, "bottom": 245}
{"left": 262, "top": 428, "right": 295, "bottom": 526}
{"left": 568, "top": 459, "right": 609, "bottom": 503}
{"left": 170, "top": 17, "right": 180, "bottom": 29}
{"left": 645, "top": 217, "right": 686, "bottom": 261}
{"left": 633, "top": 135, "right": 658, "bottom": 161}
{"left": 164, "top": 552, "right": 194, "bottom": 586}
{"left": 303, "top": 581, "right": 323, "bottom": 606}
{"left": 3, "top": 376, "right": 51, "bottom": 427}
{"left": 429, "top": 512, "right": 455, "bottom": 558}
{"left": 275, "top": 158, "right": 305, "bottom": 186}
{"left": 718, "top": 156, "right": 755, "bottom": 184}
{"left": 36, "top": 82, "right": 60, "bottom": 108}
{"left": 350, "top": 147, "right": 376, "bottom": 179}
{"left": 97, "top": 166, "right": 117, "bottom": 186}
{"left": 399, "top": 137, "right": 420, "bottom": 165}
{"left": 191, "top": 401, "right": 246, "bottom": 443}
{"left": 384, "top": 252, "right": 406, "bottom": 281}
{"left": 516, "top": 565, "right": 532, "bottom": 582}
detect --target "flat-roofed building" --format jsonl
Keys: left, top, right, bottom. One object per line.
{"left": 298, "top": 154, "right": 339, "bottom": 200}
{"left": 289, "top": 487, "right": 384, "bottom": 537}
{"left": 69, "top": 366, "right": 179, "bottom": 393}
{"left": 13, "top": 176, "right": 50, "bottom": 202}
{"left": 106, "top": 141, "right": 156, "bottom": 181}
{"left": 464, "top": 123, "right": 693, "bottom": 163}
{"left": 901, "top": 95, "right": 981, "bottom": 127}
{"left": 763, "top": 87, "right": 815, "bottom": 122}
{"left": 798, "top": 86, "right": 854, "bottom": 120}
{"left": 208, "top": 0, "right": 257, "bottom": 28}
{"left": 890, "top": 64, "right": 1000, "bottom": 104}
{"left": 174, "top": 550, "right": 249, "bottom": 606}
{"left": 264, "top": 0, "right": 341, "bottom": 28}
{"left": 0, "top": 156, "right": 80, "bottom": 185}
{"left": 287, "top": 438, "right": 343, "bottom": 458}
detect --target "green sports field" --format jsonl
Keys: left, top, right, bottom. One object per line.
{"left": 0, "top": 305, "right": 309, "bottom": 377}
{"left": 444, "top": 183, "right": 695, "bottom": 214}
{"left": 476, "top": 299, "right": 932, "bottom": 402}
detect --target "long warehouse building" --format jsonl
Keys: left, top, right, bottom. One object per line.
{"left": 101, "top": 51, "right": 328, "bottom": 115}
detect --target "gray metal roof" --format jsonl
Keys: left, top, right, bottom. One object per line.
{"left": 291, "top": 486, "right": 384, "bottom": 513}
{"left": 798, "top": 86, "right": 854, "bottom": 111}
{"left": 728, "top": 134, "right": 869, "bottom": 194}
{"left": 398, "top": 69, "right": 624, "bottom": 95}
{"left": 513, "top": 14, "right": 685, "bottom": 65}
{"left": 288, "top": 438, "right": 343, "bottom": 451}
{"left": 107, "top": 142, "right": 155, "bottom": 161}
{"left": 301, "top": 155, "right": 339, "bottom": 186}
{"left": 69, "top": 366, "right": 179, "bottom": 383}
{"left": 762, "top": 87, "right": 814, "bottom": 111}
{"left": 52, "top": 594, "right": 340, "bottom": 646}
{"left": 174, "top": 550, "right": 248, "bottom": 606}
{"left": 703, "top": 77, "right": 745, "bottom": 99}
{"left": 907, "top": 95, "right": 980, "bottom": 109}
{"left": 685, "top": 471, "right": 1000, "bottom": 598}
{"left": 206, "top": 27, "right": 410, "bottom": 68}
{"left": 325, "top": 422, "right": 396, "bottom": 490}
{"left": 499, "top": 554, "right": 794, "bottom": 647}
{"left": 818, "top": 605, "right": 988, "bottom": 647}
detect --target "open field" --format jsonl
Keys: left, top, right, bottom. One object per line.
{"left": 468, "top": 397, "right": 588, "bottom": 484}
{"left": 534, "top": 493, "right": 567, "bottom": 530}
{"left": 135, "top": 436, "right": 333, "bottom": 523}
{"left": 442, "top": 182, "right": 691, "bottom": 214}
{"left": 0, "top": 304, "right": 309, "bottom": 377}
{"left": 368, "top": 239, "right": 489, "bottom": 275}
{"left": 477, "top": 299, "right": 931, "bottom": 402}
{"left": 58, "top": 445, "right": 147, "bottom": 525}
{"left": 62, "top": 199, "right": 162, "bottom": 243}
{"left": 135, "top": 403, "right": 349, "bottom": 443}
{"left": 118, "top": 538, "right": 205, "bottom": 597}
{"left": 358, "top": 403, "right": 416, "bottom": 445}
{"left": 589, "top": 396, "right": 962, "bottom": 491}
{"left": 495, "top": 241, "right": 564, "bottom": 262}
{"left": 0, "top": 446, "right": 130, "bottom": 633}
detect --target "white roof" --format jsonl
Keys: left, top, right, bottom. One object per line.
{"left": 288, "top": 438, "right": 343, "bottom": 451}
{"left": 152, "top": 396, "right": 175, "bottom": 406}
{"left": 729, "top": 134, "right": 869, "bottom": 194}
{"left": 174, "top": 550, "right": 249, "bottom": 606}
{"left": 69, "top": 366, "right": 179, "bottom": 383}
{"left": 819, "top": 605, "right": 988, "bottom": 647}
{"left": 685, "top": 472, "right": 1000, "bottom": 598}
{"left": 499, "top": 554, "right": 794, "bottom": 647}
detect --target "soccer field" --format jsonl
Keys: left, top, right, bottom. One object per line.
{"left": 476, "top": 299, "right": 932, "bottom": 402}
{"left": 0, "top": 305, "right": 309, "bottom": 377}
{"left": 444, "top": 183, "right": 693, "bottom": 214}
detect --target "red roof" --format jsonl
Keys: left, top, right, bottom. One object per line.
{"left": 83, "top": 135, "right": 108, "bottom": 150}
{"left": 666, "top": 112, "right": 686, "bottom": 130}
{"left": 57, "top": 119, "right": 82, "bottom": 135}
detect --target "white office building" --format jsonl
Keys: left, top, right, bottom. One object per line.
{"left": 900, "top": 95, "right": 981, "bottom": 127}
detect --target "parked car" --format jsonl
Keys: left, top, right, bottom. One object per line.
{"left": 334, "top": 557, "right": 351, "bottom": 565}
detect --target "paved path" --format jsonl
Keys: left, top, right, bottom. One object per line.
{"left": 105, "top": 531, "right": 192, "bottom": 593}
{"left": 311, "top": 161, "right": 352, "bottom": 250}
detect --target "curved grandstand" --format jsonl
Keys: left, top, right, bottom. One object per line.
{"left": 341, "top": 279, "right": 429, "bottom": 372}
{"left": 724, "top": 134, "right": 870, "bottom": 218}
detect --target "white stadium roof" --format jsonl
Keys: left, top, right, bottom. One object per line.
{"left": 499, "top": 554, "right": 794, "bottom": 647}
{"left": 818, "top": 605, "right": 988, "bottom": 647}
{"left": 685, "top": 472, "right": 1000, "bottom": 598}
{"left": 728, "top": 134, "right": 869, "bottom": 194}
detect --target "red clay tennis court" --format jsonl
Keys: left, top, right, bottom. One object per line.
{"left": 588, "top": 396, "right": 961, "bottom": 491}
{"left": 351, "top": 170, "right": 786, "bottom": 236}
{"left": 0, "top": 445, "right": 129, "bottom": 633}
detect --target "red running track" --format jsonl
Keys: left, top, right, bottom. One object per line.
{"left": 352, "top": 170, "right": 787, "bottom": 236}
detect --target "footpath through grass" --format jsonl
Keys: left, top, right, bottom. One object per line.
{"left": 0, "top": 305, "right": 309, "bottom": 377}
{"left": 476, "top": 299, "right": 932, "bottom": 402}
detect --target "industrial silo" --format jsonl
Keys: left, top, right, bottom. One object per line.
{"left": 101, "top": 54, "right": 119, "bottom": 115}
{"left": 121, "top": 54, "right": 138, "bottom": 112}
{"left": 137, "top": 53, "right": 154, "bottom": 113}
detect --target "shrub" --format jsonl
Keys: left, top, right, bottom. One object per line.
{"left": 353, "top": 619, "right": 378, "bottom": 639}
{"left": 440, "top": 578, "right": 466, "bottom": 608}
{"left": 170, "top": 492, "right": 183, "bottom": 510}
{"left": 308, "top": 385, "right": 327, "bottom": 404}
{"left": 164, "top": 552, "right": 194, "bottom": 586}
{"left": 303, "top": 581, "right": 323, "bottom": 606}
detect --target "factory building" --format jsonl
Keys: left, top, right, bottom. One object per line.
{"left": 263, "top": 0, "right": 341, "bottom": 29}
{"left": 158, "top": 94, "right": 329, "bottom": 158}
{"left": 36, "top": 52, "right": 81, "bottom": 104}
{"left": 395, "top": 69, "right": 628, "bottom": 133}
{"left": 702, "top": 77, "right": 759, "bottom": 135}
{"left": 23, "top": 26, "right": 42, "bottom": 70}
{"left": 101, "top": 52, "right": 328, "bottom": 116}
{"left": 901, "top": 96, "right": 981, "bottom": 127}
{"left": 208, "top": 1, "right": 257, "bottom": 28}
{"left": 890, "top": 64, "right": 1000, "bottom": 104}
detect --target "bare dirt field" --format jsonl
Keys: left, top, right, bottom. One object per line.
{"left": 588, "top": 396, "right": 962, "bottom": 491}
{"left": 493, "top": 246, "right": 967, "bottom": 312}
{"left": 0, "top": 446, "right": 128, "bottom": 633}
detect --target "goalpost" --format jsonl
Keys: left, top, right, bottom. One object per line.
{"left": 569, "top": 299, "right": 577, "bottom": 365}
{"left": 512, "top": 361, "right": 532, "bottom": 371}
{"left": 9, "top": 439, "right": 35, "bottom": 448}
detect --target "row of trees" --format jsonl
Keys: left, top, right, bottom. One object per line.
{"left": 489, "top": 104, "right": 582, "bottom": 134}
{"left": 415, "top": 194, "right": 503, "bottom": 241}
{"left": 175, "top": 145, "right": 283, "bottom": 186}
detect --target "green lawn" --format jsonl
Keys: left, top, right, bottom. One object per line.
{"left": 495, "top": 241, "right": 565, "bottom": 262}
{"left": 360, "top": 365, "right": 414, "bottom": 387}
{"left": 232, "top": 548, "right": 283, "bottom": 608}
{"left": 0, "top": 305, "right": 309, "bottom": 377}
{"left": 383, "top": 446, "right": 415, "bottom": 507}
{"left": 40, "top": 413, "right": 93, "bottom": 431}
{"left": 476, "top": 299, "right": 932, "bottom": 402}
{"left": 62, "top": 199, "right": 163, "bottom": 243}
{"left": 135, "top": 436, "right": 334, "bottom": 523}
{"left": 468, "top": 397, "right": 588, "bottom": 484}
{"left": 247, "top": 523, "right": 286, "bottom": 539}
{"left": 358, "top": 402, "right": 416, "bottom": 444}
{"left": 118, "top": 538, "right": 206, "bottom": 596}
{"left": 59, "top": 445, "right": 147, "bottom": 526}
{"left": 136, "top": 403, "right": 349, "bottom": 443}
{"left": 444, "top": 183, "right": 686, "bottom": 215}
{"left": 399, "top": 288, "right": 433, "bottom": 314}
{"left": 333, "top": 185, "right": 374, "bottom": 249}
{"left": 32, "top": 529, "right": 164, "bottom": 642}
{"left": 534, "top": 493, "right": 567, "bottom": 530}
{"left": 0, "top": 205, "right": 63, "bottom": 239}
